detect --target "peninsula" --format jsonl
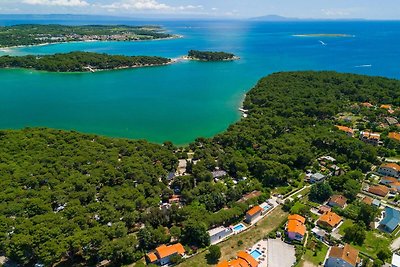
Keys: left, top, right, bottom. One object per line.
{"left": 0, "top": 24, "right": 178, "bottom": 48}
{"left": 185, "top": 50, "right": 239, "bottom": 61}
{"left": 0, "top": 51, "right": 172, "bottom": 72}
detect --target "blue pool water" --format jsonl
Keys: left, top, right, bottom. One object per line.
{"left": 233, "top": 224, "right": 245, "bottom": 231}
{"left": 250, "top": 249, "right": 262, "bottom": 259}
{"left": 263, "top": 205, "right": 271, "bottom": 211}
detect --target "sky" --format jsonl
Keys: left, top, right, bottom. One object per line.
{"left": 0, "top": 0, "right": 399, "bottom": 19}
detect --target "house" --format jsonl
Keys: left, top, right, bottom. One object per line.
{"left": 312, "top": 227, "right": 327, "bottom": 241}
{"left": 381, "top": 104, "right": 392, "bottom": 110}
{"left": 378, "top": 163, "right": 400, "bottom": 178}
{"left": 212, "top": 170, "right": 227, "bottom": 179}
{"left": 146, "top": 243, "right": 185, "bottom": 266}
{"left": 169, "top": 195, "right": 181, "bottom": 204}
{"left": 389, "top": 182, "right": 400, "bottom": 193}
{"left": 245, "top": 206, "right": 262, "bottom": 224}
{"left": 387, "top": 117, "right": 399, "bottom": 126}
{"left": 368, "top": 185, "right": 390, "bottom": 197}
{"left": 286, "top": 214, "right": 306, "bottom": 241}
{"left": 310, "top": 173, "right": 326, "bottom": 183}
{"left": 381, "top": 176, "right": 399, "bottom": 186}
{"left": 362, "top": 196, "right": 373, "bottom": 205}
{"left": 217, "top": 251, "right": 259, "bottom": 267}
{"left": 318, "top": 211, "right": 342, "bottom": 229}
{"left": 328, "top": 195, "right": 347, "bottom": 209}
{"left": 336, "top": 126, "right": 354, "bottom": 137}
{"left": 325, "top": 244, "right": 360, "bottom": 267}
{"left": 392, "top": 253, "right": 400, "bottom": 267}
{"left": 360, "top": 131, "right": 383, "bottom": 146}
{"left": 361, "top": 102, "right": 373, "bottom": 108}
{"left": 319, "top": 205, "right": 332, "bottom": 214}
{"left": 379, "top": 207, "right": 400, "bottom": 233}
{"left": 389, "top": 132, "right": 400, "bottom": 142}
{"left": 208, "top": 226, "right": 233, "bottom": 245}
{"left": 372, "top": 199, "right": 381, "bottom": 207}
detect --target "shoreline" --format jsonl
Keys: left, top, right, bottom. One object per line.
{"left": 0, "top": 59, "right": 178, "bottom": 73}
{"left": 180, "top": 55, "right": 240, "bottom": 62}
{"left": 0, "top": 35, "right": 183, "bottom": 52}
{"left": 292, "top": 33, "right": 355, "bottom": 37}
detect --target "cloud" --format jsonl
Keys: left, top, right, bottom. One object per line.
{"left": 100, "top": 0, "right": 202, "bottom": 11}
{"left": 23, "top": 0, "right": 89, "bottom": 6}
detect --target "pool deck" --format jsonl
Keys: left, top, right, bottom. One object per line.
{"left": 246, "top": 240, "right": 268, "bottom": 267}
{"left": 249, "top": 199, "right": 279, "bottom": 225}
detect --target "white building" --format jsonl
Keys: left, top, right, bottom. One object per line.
{"left": 208, "top": 226, "right": 233, "bottom": 245}
{"left": 392, "top": 254, "right": 400, "bottom": 267}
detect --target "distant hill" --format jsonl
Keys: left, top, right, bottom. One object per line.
{"left": 249, "top": 15, "right": 300, "bottom": 21}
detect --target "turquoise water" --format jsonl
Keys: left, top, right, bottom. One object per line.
{"left": 250, "top": 249, "right": 262, "bottom": 259}
{"left": 0, "top": 20, "right": 400, "bottom": 144}
{"left": 233, "top": 223, "right": 245, "bottom": 231}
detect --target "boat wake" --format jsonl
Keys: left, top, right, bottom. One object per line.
{"left": 354, "top": 64, "right": 372, "bottom": 68}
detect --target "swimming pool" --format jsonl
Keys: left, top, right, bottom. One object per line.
{"left": 233, "top": 223, "right": 245, "bottom": 232}
{"left": 262, "top": 204, "right": 271, "bottom": 211}
{"left": 250, "top": 249, "right": 262, "bottom": 259}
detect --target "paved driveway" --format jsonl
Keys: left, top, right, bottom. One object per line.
{"left": 267, "top": 239, "right": 296, "bottom": 267}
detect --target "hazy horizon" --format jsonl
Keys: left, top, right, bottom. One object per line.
{"left": 0, "top": 0, "right": 399, "bottom": 20}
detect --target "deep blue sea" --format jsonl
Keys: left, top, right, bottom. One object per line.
{"left": 0, "top": 18, "right": 399, "bottom": 144}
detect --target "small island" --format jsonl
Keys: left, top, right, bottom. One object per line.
{"left": 0, "top": 51, "right": 172, "bottom": 72}
{"left": 292, "top": 33, "right": 354, "bottom": 37}
{"left": 185, "top": 50, "right": 239, "bottom": 61}
{"left": 0, "top": 24, "right": 179, "bottom": 48}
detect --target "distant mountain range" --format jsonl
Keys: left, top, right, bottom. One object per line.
{"left": 249, "top": 14, "right": 367, "bottom": 21}
{"left": 249, "top": 15, "right": 300, "bottom": 21}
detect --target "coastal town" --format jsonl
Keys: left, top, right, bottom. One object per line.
{"left": 133, "top": 100, "right": 400, "bottom": 267}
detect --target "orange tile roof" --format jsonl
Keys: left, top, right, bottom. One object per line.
{"left": 361, "top": 102, "right": 373, "bottom": 108}
{"left": 362, "top": 197, "right": 373, "bottom": 205}
{"left": 328, "top": 195, "right": 347, "bottom": 208}
{"left": 318, "top": 211, "right": 342, "bottom": 228}
{"left": 381, "top": 104, "right": 392, "bottom": 110}
{"left": 237, "top": 251, "right": 259, "bottom": 267}
{"left": 389, "top": 132, "right": 400, "bottom": 141}
{"left": 217, "top": 251, "right": 258, "bottom": 267}
{"left": 368, "top": 185, "right": 390, "bottom": 197}
{"left": 246, "top": 206, "right": 262, "bottom": 217}
{"left": 287, "top": 219, "right": 306, "bottom": 236}
{"left": 146, "top": 252, "right": 158, "bottom": 263}
{"left": 288, "top": 214, "right": 306, "bottom": 224}
{"left": 336, "top": 125, "right": 354, "bottom": 134}
{"left": 381, "top": 163, "right": 400, "bottom": 172}
{"left": 319, "top": 205, "right": 332, "bottom": 214}
{"left": 329, "top": 244, "right": 360, "bottom": 266}
{"left": 382, "top": 176, "right": 398, "bottom": 183}
{"left": 155, "top": 243, "right": 185, "bottom": 259}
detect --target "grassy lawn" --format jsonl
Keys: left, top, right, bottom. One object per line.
{"left": 339, "top": 219, "right": 392, "bottom": 258}
{"left": 303, "top": 238, "right": 328, "bottom": 266}
{"left": 338, "top": 219, "right": 354, "bottom": 235}
{"left": 177, "top": 207, "right": 288, "bottom": 267}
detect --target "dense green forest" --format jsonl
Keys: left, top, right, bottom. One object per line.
{"left": 187, "top": 50, "right": 237, "bottom": 61}
{"left": 0, "top": 72, "right": 399, "bottom": 266}
{"left": 0, "top": 24, "right": 174, "bottom": 47}
{"left": 0, "top": 52, "right": 171, "bottom": 72}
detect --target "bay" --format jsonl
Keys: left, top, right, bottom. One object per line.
{"left": 0, "top": 20, "right": 399, "bottom": 144}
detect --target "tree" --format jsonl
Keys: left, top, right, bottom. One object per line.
{"left": 207, "top": 245, "right": 221, "bottom": 263}
{"left": 343, "top": 223, "right": 366, "bottom": 245}
{"left": 357, "top": 204, "right": 378, "bottom": 229}
{"left": 182, "top": 220, "right": 210, "bottom": 247}
{"left": 309, "top": 183, "right": 333, "bottom": 203}
{"left": 170, "top": 226, "right": 181, "bottom": 240}
{"left": 377, "top": 248, "right": 392, "bottom": 262}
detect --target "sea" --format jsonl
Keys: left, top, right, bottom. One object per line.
{"left": 0, "top": 17, "right": 399, "bottom": 145}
